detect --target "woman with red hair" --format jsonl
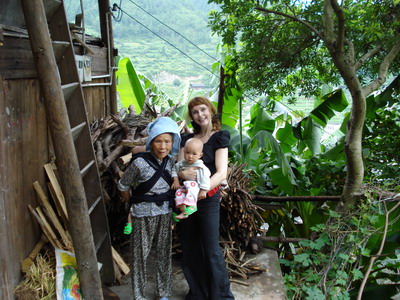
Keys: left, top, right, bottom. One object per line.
{"left": 178, "top": 96, "right": 234, "bottom": 300}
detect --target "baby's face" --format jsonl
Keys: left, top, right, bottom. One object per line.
{"left": 184, "top": 142, "right": 203, "bottom": 164}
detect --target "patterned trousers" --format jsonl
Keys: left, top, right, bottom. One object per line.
{"left": 130, "top": 213, "right": 172, "bottom": 300}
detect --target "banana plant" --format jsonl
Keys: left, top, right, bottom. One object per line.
{"left": 116, "top": 57, "right": 196, "bottom": 121}
{"left": 116, "top": 57, "right": 145, "bottom": 113}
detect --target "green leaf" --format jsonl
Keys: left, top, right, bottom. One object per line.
{"left": 248, "top": 102, "right": 275, "bottom": 137}
{"left": 294, "top": 253, "right": 312, "bottom": 267}
{"left": 276, "top": 121, "right": 297, "bottom": 153}
{"left": 221, "top": 88, "right": 240, "bottom": 128}
{"left": 303, "top": 286, "right": 325, "bottom": 300}
{"left": 302, "top": 117, "right": 322, "bottom": 155}
{"left": 310, "top": 89, "right": 349, "bottom": 127}
{"left": 116, "top": 57, "right": 145, "bottom": 112}
{"left": 352, "top": 269, "right": 364, "bottom": 280}
{"left": 269, "top": 167, "right": 295, "bottom": 194}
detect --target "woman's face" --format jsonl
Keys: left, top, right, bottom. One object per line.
{"left": 150, "top": 133, "right": 173, "bottom": 160}
{"left": 190, "top": 104, "right": 212, "bottom": 128}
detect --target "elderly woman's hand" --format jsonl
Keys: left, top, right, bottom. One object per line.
{"left": 179, "top": 167, "right": 198, "bottom": 181}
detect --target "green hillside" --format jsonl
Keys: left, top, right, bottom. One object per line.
{"left": 66, "top": 0, "right": 220, "bottom": 98}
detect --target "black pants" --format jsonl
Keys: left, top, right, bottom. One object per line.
{"left": 178, "top": 192, "right": 234, "bottom": 300}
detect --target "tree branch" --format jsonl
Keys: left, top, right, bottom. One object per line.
{"left": 330, "top": 0, "right": 345, "bottom": 50}
{"left": 363, "top": 39, "right": 400, "bottom": 96}
{"left": 322, "top": 0, "right": 335, "bottom": 44}
{"left": 357, "top": 200, "right": 400, "bottom": 300}
{"left": 252, "top": 195, "right": 341, "bottom": 202}
{"left": 354, "top": 46, "right": 383, "bottom": 70}
{"left": 255, "top": 7, "right": 323, "bottom": 40}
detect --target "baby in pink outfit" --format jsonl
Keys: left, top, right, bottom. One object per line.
{"left": 171, "top": 138, "right": 211, "bottom": 220}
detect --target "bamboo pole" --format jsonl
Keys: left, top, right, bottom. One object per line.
{"left": 20, "top": 1, "right": 103, "bottom": 298}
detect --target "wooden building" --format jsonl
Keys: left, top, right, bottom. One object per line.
{"left": 0, "top": 0, "right": 118, "bottom": 298}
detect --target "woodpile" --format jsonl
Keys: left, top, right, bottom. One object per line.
{"left": 90, "top": 103, "right": 266, "bottom": 279}
{"left": 26, "top": 162, "right": 130, "bottom": 281}
{"left": 220, "top": 163, "right": 266, "bottom": 280}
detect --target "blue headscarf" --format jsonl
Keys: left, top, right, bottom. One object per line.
{"left": 145, "top": 117, "right": 181, "bottom": 156}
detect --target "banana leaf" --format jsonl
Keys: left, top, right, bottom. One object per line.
{"left": 116, "top": 57, "right": 145, "bottom": 113}
{"left": 310, "top": 89, "right": 349, "bottom": 127}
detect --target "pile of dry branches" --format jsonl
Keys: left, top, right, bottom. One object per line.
{"left": 220, "top": 164, "right": 266, "bottom": 280}
{"left": 90, "top": 103, "right": 266, "bottom": 278}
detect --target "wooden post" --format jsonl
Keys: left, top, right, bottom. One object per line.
{"left": 0, "top": 25, "right": 3, "bottom": 47}
{"left": 20, "top": 1, "right": 104, "bottom": 299}
{"left": 98, "top": 0, "right": 118, "bottom": 115}
{"left": 217, "top": 65, "right": 225, "bottom": 118}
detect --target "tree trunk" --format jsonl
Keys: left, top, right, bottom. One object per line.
{"left": 342, "top": 91, "right": 366, "bottom": 206}
{"left": 330, "top": 52, "right": 366, "bottom": 207}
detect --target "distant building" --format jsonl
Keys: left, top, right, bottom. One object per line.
{"left": 190, "top": 83, "right": 207, "bottom": 90}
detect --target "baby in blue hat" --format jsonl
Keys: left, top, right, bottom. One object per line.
{"left": 118, "top": 116, "right": 180, "bottom": 300}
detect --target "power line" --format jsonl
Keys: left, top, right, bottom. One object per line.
{"left": 126, "top": 0, "right": 220, "bottom": 63}
{"left": 115, "top": 4, "right": 220, "bottom": 78}
{"left": 112, "top": 3, "right": 337, "bottom": 138}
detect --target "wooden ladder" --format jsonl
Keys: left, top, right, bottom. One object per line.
{"left": 28, "top": 0, "right": 114, "bottom": 284}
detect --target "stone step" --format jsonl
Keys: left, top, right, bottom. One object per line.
{"left": 108, "top": 248, "right": 287, "bottom": 300}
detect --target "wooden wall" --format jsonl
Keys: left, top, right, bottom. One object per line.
{"left": 0, "top": 32, "right": 113, "bottom": 298}
{"left": 0, "top": 79, "right": 49, "bottom": 299}
{"left": 83, "top": 79, "right": 110, "bottom": 123}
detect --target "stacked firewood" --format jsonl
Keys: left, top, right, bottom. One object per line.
{"left": 90, "top": 102, "right": 266, "bottom": 279}
{"left": 220, "top": 164, "right": 266, "bottom": 280}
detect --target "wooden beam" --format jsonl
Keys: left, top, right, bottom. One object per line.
{"left": 70, "top": 31, "right": 94, "bottom": 55}
{"left": 0, "top": 25, "right": 3, "bottom": 47}
{"left": 111, "top": 247, "right": 130, "bottom": 275}
{"left": 20, "top": 1, "right": 104, "bottom": 299}
{"left": 98, "top": 0, "right": 117, "bottom": 115}
{"left": 28, "top": 205, "right": 60, "bottom": 249}
{"left": 44, "top": 163, "right": 69, "bottom": 228}
{"left": 252, "top": 195, "right": 341, "bottom": 202}
{"left": 33, "top": 181, "right": 73, "bottom": 251}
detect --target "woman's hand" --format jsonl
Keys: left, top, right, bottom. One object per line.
{"left": 179, "top": 167, "right": 198, "bottom": 181}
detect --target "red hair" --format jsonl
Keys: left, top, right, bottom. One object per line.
{"left": 188, "top": 96, "right": 221, "bottom": 133}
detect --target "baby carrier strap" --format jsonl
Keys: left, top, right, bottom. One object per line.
{"left": 129, "top": 152, "right": 172, "bottom": 205}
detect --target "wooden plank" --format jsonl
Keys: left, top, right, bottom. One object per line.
{"left": 61, "top": 82, "right": 79, "bottom": 103}
{"left": 44, "top": 163, "right": 69, "bottom": 224}
{"left": 28, "top": 204, "right": 59, "bottom": 249}
{"left": 70, "top": 31, "right": 94, "bottom": 55}
{"left": 0, "top": 35, "right": 37, "bottom": 79}
{"left": 71, "top": 122, "right": 86, "bottom": 141}
{"left": 0, "top": 25, "right": 3, "bottom": 46}
{"left": 43, "top": 0, "right": 61, "bottom": 22}
{"left": 118, "top": 153, "right": 132, "bottom": 166}
{"left": 80, "top": 160, "right": 95, "bottom": 177}
{"left": 112, "top": 247, "right": 130, "bottom": 275}
{"left": 35, "top": 206, "right": 64, "bottom": 249}
{"left": 52, "top": 40, "right": 70, "bottom": 63}
{"left": 33, "top": 181, "right": 73, "bottom": 251}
